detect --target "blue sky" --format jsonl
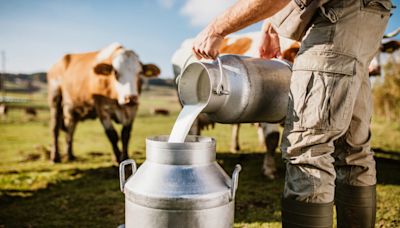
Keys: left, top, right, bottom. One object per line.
{"left": 0, "top": 0, "right": 399, "bottom": 77}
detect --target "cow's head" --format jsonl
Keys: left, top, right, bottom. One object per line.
{"left": 93, "top": 43, "right": 160, "bottom": 105}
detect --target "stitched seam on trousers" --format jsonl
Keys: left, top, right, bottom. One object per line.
{"left": 303, "top": 134, "right": 317, "bottom": 201}
{"left": 342, "top": 71, "right": 355, "bottom": 122}
{"left": 326, "top": 75, "right": 337, "bottom": 128}
{"left": 300, "top": 72, "right": 314, "bottom": 128}
{"left": 297, "top": 49, "right": 358, "bottom": 59}
{"left": 312, "top": 169, "right": 316, "bottom": 200}
{"left": 302, "top": 128, "right": 342, "bottom": 134}
{"left": 320, "top": 72, "right": 334, "bottom": 129}
{"left": 292, "top": 67, "right": 354, "bottom": 76}
{"left": 317, "top": 72, "right": 326, "bottom": 129}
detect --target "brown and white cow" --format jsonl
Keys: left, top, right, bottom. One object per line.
{"left": 47, "top": 43, "right": 160, "bottom": 163}
{"left": 172, "top": 32, "right": 299, "bottom": 179}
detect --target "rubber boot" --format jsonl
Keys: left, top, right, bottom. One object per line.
{"left": 281, "top": 197, "right": 333, "bottom": 228}
{"left": 335, "top": 183, "right": 376, "bottom": 228}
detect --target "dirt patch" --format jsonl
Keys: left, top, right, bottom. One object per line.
{"left": 19, "top": 145, "right": 50, "bottom": 162}
{"left": 88, "top": 151, "right": 106, "bottom": 157}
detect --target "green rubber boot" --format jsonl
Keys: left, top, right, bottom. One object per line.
{"left": 335, "top": 183, "right": 376, "bottom": 228}
{"left": 281, "top": 197, "right": 333, "bottom": 228}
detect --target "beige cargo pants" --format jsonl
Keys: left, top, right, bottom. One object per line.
{"left": 281, "top": 0, "right": 392, "bottom": 203}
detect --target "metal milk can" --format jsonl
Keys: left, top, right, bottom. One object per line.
{"left": 177, "top": 54, "right": 292, "bottom": 123}
{"left": 119, "top": 135, "right": 242, "bottom": 228}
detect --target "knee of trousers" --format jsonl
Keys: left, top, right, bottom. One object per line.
{"left": 284, "top": 161, "right": 336, "bottom": 203}
{"left": 281, "top": 128, "right": 339, "bottom": 203}
{"left": 334, "top": 135, "right": 377, "bottom": 186}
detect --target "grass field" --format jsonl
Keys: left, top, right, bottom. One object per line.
{"left": 1, "top": 86, "right": 399, "bottom": 227}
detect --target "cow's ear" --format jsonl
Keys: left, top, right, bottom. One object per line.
{"left": 142, "top": 63, "right": 160, "bottom": 78}
{"left": 94, "top": 63, "right": 114, "bottom": 76}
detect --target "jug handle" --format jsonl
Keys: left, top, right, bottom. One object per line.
{"left": 230, "top": 164, "right": 242, "bottom": 201}
{"left": 215, "top": 57, "right": 229, "bottom": 96}
{"left": 119, "top": 159, "right": 137, "bottom": 193}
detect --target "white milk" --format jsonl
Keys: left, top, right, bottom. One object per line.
{"left": 168, "top": 103, "right": 206, "bottom": 143}
{"left": 169, "top": 67, "right": 210, "bottom": 143}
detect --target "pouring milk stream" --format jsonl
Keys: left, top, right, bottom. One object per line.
{"left": 168, "top": 104, "right": 207, "bottom": 143}
{"left": 168, "top": 56, "right": 223, "bottom": 143}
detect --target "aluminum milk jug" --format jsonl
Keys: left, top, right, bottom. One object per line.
{"left": 177, "top": 54, "right": 292, "bottom": 123}
{"left": 119, "top": 136, "right": 242, "bottom": 228}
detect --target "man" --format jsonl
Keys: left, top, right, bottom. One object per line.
{"left": 192, "top": 0, "right": 392, "bottom": 227}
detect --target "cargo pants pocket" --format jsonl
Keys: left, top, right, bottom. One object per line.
{"left": 288, "top": 70, "right": 355, "bottom": 131}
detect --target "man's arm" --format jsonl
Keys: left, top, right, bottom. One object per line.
{"left": 192, "top": 0, "right": 290, "bottom": 59}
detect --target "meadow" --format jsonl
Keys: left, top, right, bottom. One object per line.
{"left": 1, "top": 85, "right": 399, "bottom": 227}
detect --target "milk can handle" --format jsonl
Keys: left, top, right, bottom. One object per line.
{"left": 215, "top": 57, "right": 229, "bottom": 96}
{"left": 119, "top": 159, "right": 137, "bottom": 193}
{"left": 230, "top": 164, "right": 242, "bottom": 200}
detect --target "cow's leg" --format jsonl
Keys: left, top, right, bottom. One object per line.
{"left": 257, "top": 123, "right": 266, "bottom": 150}
{"left": 99, "top": 116, "right": 122, "bottom": 163}
{"left": 262, "top": 123, "right": 280, "bottom": 179}
{"left": 50, "top": 106, "right": 61, "bottom": 162}
{"left": 121, "top": 123, "right": 133, "bottom": 162}
{"left": 188, "top": 118, "right": 200, "bottom": 135}
{"left": 61, "top": 105, "right": 77, "bottom": 161}
{"left": 230, "top": 124, "right": 240, "bottom": 153}
{"left": 49, "top": 95, "right": 62, "bottom": 163}
{"left": 64, "top": 114, "right": 77, "bottom": 161}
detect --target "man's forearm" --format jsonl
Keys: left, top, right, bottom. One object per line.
{"left": 209, "top": 0, "right": 290, "bottom": 37}
{"left": 192, "top": 0, "right": 290, "bottom": 59}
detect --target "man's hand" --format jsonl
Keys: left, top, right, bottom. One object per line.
{"left": 259, "top": 22, "right": 281, "bottom": 59}
{"left": 192, "top": 25, "right": 224, "bottom": 60}
{"left": 191, "top": 0, "right": 290, "bottom": 60}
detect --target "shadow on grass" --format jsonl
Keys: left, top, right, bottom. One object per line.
{"left": 217, "top": 152, "right": 284, "bottom": 224}
{"left": 0, "top": 166, "right": 125, "bottom": 227}
{"left": 1, "top": 150, "right": 399, "bottom": 227}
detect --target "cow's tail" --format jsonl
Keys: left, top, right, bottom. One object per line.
{"left": 47, "top": 79, "right": 66, "bottom": 132}
{"left": 48, "top": 55, "right": 70, "bottom": 132}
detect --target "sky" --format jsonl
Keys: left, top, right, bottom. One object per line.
{"left": 0, "top": 0, "right": 399, "bottom": 78}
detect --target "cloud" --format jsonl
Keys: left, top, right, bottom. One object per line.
{"left": 180, "top": 0, "right": 235, "bottom": 27}
{"left": 158, "top": 0, "right": 175, "bottom": 9}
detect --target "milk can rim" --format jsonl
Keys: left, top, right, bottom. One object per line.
{"left": 146, "top": 135, "right": 216, "bottom": 146}
{"left": 178, "top": 61, "right": 213, "bottom": 106}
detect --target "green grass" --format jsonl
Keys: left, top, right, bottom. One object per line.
{"left": 1, "top": 86, "right": 399, "bottom": 227}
